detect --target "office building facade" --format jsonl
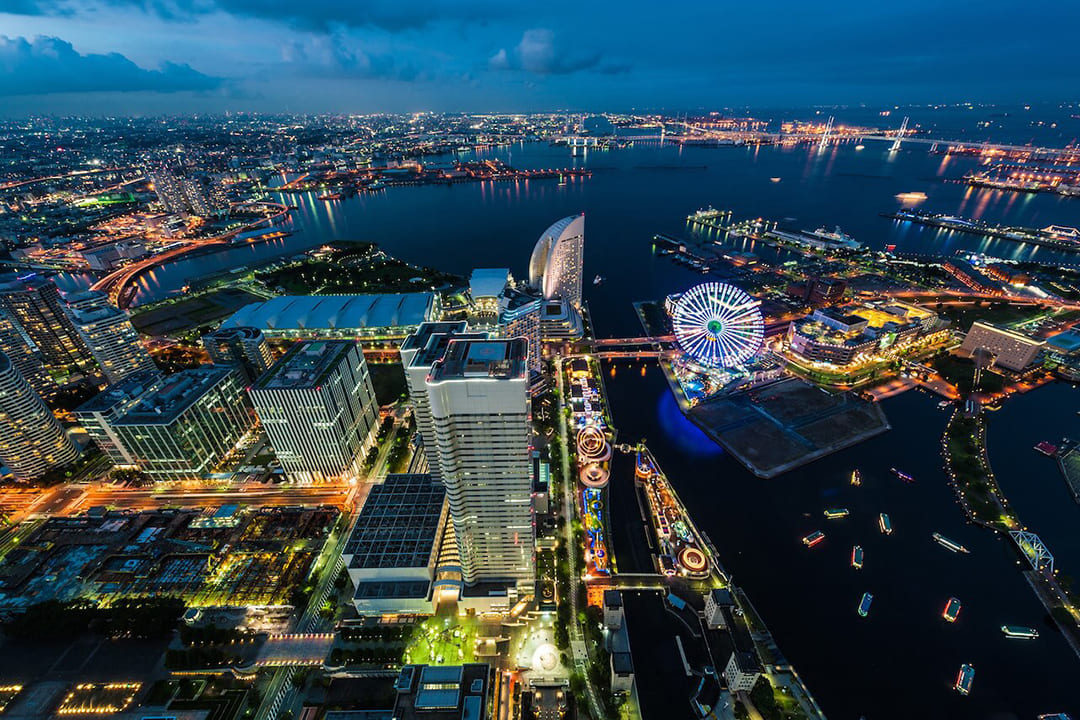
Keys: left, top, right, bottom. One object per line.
{"left": 69, "top": 292, "right": 159, "bottom": 384}
{"left": 0, "top": 274, "right": 89, "bottom": 366}
{"left": 111, "top": 367, "right": 252, "bottom": 481}
{"left": 400, "top": 322, "right": 486, "bottom": 480}
{"left": 74, "top": 371, "right": 164, "bottom": 467}
{"left": 250, "top": 341, "right": 378, "bottom": 482}
{"left": 425, "top": 338, "right": 533, "bottom": 587}
{"left": 0, "top": 351, "right": 79, "bottom": 481}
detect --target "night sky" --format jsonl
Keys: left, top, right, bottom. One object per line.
{"left": 1, "top": 0, "right": 1077, "bottom": 115}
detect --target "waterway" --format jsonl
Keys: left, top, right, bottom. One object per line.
{"left": 57, "top": 130, "right": 1080, "bottom": 716}
{"left": 603, "top": 364, "right": 1080, "bottom": 718}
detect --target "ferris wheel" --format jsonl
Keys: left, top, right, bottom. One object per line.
{"left": 671, "top": 282, "right": 764, "bottom": 368}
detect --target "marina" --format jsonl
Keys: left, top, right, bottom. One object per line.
{"left": 885, "top": 208, "right": 1080, "bottom": 253}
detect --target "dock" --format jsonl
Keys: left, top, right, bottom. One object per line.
{"left": 1056, "top": 439, "right": 1080, "bottom": 504}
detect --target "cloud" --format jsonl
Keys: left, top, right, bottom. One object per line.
{"left": 0, "top": 35, "right": 222, "bottom": 96}
{"left": 279, "top": 34, "right": 422, "bottom": 81}
{"left": 489, "top": 29, "right": 627, "bottom": 76}
{"left": 9, "top": 0, "right": 515, "bottom": 32}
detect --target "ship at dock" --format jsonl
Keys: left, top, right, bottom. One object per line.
{"left": 768, "top": 225, "right": 862, "bottom": 252}
{"left": 885, "top": 208, "right": 1080, "bottom": 253}
{"left": 932, "top": 532, "right": 970, "bottom": 554}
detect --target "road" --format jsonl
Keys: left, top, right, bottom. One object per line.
{"left": 255, "top": 422, "right": 401, "bottom": 720}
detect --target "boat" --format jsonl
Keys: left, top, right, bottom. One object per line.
{"left": 1036, "top": 714, "right": 1072, "bottom": 719}
{"left": 857, "top": 592, "right": 873, "bottom": 617}
{"left": 851, "top": 545, "right": 864, "bottom": 569}
{"left": 955, "top": 664, "right": 975, "bottom": 695}
{"left": 937, "top": 400, "right": 952, "bottom": 409}
{"left": 1001, "top": 625, "right": 1039, "bottom": 639}
{"left": 850, "top": 469, "right": 861, "bottom": 486}
{"left": 942, "top": 597, "right": 962, "bottom": 623}
{"left": 593, "top": 275, "right": 604, "bottom": 286}
{"left": 895, "top": 191, "right": 928, "bottom": 202}
{"left": 802, "top": 530, "right": 825, "bottom": 547}
{"left": 824, "top": 508, "right": 850, "bottom": 520}
{"left": 1035, "top": 441, "right": 1058, "bottom": 457}
{"left": 878, "top": 513, "right": 893, "bottom": 535}
{"left": 770, "top": 177, "right": 782, "bottom": 183}
{"left": 932, "top": 532, "right": 970, "bottom": 554}
{"left": 316, "top": 192, "right": 343, "bottom": 201}
{"left": 890, "top": 468, "right": 915, "bottom": 483}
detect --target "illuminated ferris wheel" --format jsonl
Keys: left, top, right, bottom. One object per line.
{"left": 671, "top": 282, "right": 764, "bottom": 368}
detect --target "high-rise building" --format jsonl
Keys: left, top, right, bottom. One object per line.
{"left": 498, "top": 286, "right": 543, "bottom": 383}
{"left": 74, "top": 371, "right": 164, "bottom": 467}
{"left": 528, "top": 214, "right": 585, "bottom": 309}
{"left": 202, "top": 326, "right": 273, "bottom": 382}
{"left": 0, "top": 307, "right": 52, "bottom": 397}
{"left": 147, "top": 164, "right": 217, "bottom": 217}
{"left": 67, "top": 291, "right": 159, "bottom": 384}
{"left": 110, "top": 367, "right": 253, "bottom": 481}
{"left": 0, "top": 274, "right": 90, "bottom": 366}
{"left": 250, "top": 340, "right": 379, "bottom": 483}
{"left": 399, "top": 322, "right": 486, "bottom": 480}
{"left": 425, "top": 338, "right": 533, "bottom": 587}
{"left": 0, "top": 351, "right": 79, "bottom": 481}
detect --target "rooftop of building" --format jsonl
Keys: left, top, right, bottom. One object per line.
{"left": 393, "top": 664, "right": 489, "bottom": 720}
{"left": 967, "top": 320, "right": 1045, "bottom": 346}
{"left": 469, "top": 268, "right": 510, "bottom": 299}
{"left": 220, "top": 293, "right": 434, "bottom": 333}
{"left": 401, "top": 322, "right": 486, "bottom": 369}
{"left": 75, "top": 371, "right": 164, "bottom": 415}
{"left": 113, "top": 366, "right": 235, "bottom": 425}
{"left": 343, "top": 474, "right": 445, "bottom": 570}
{"left": 603, "top": 589, "right": 622, "bottom": 608}
{"left": 708, "top": 588, "right": 735, "bottom": 607}
{"left": 205, "top": 325, "right": 264, "bottom": 341}
{"left": 253, "top": 340, "right": 355, "bottom": 391}
{"left": 1047, "top": 328, "right": 1080, "bottom": 353}
{"left": 428, "top": 338, "right": 527, "bottom": 382}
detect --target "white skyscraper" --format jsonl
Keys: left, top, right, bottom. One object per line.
{"left": 67, "top": 291, "right": 159, "bottom": 384}
{"left": 0, "top": 351, "right": 79, "bottom": 481}
{"left": 424, "top": 338, "right": 533, "bottom": 586}
{"left": 399, "top": 322, "right": 485, "bottom": 480}
{"left": 250, "top": 340, "right": 379, "bottom": 483}
{"left": 528, "top": 214, "right": 585, "bottom": 309}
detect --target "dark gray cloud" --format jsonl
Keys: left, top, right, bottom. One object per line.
{"left": 489, "top": 29, "right": 627, "bottom": 76}
{"left": 9, "top": 0, "right": 516, "bottom": 31}
{"left": 280, "top": 35, "right": 422, "bottom": 81}
{"left": 0, "top": 35, "right": 222, "bottom": 95}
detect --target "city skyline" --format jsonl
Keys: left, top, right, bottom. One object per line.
{"left": 1, "top": 1, "right": 1079, "bottom": 116}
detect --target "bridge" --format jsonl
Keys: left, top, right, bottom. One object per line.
{"left": 91, "top": 201, "right": 289, "bottom": 309}
{"left": 1011, "top": 529, "right": 1055, "bottom": 573}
